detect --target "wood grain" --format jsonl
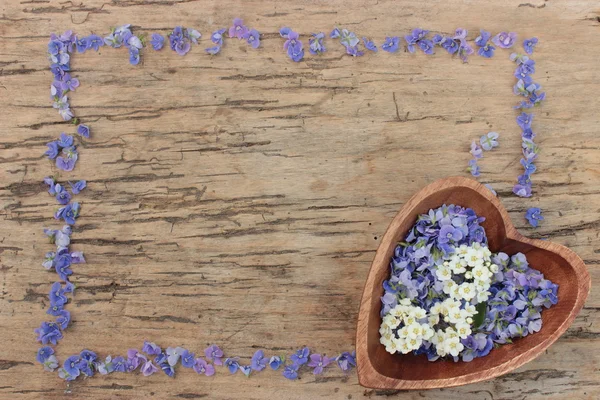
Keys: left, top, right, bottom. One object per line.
{"left": 356, "top": 176, "right": 590, "bottom": 389}
{"left": 0, "top": 0, "right": 599, "bottom": 399}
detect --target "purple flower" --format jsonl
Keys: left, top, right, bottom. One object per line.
{"left": 485, "top": 184, "right": 497, "bottom": 196}
{"left": 76, "top": 36, "right": 90, "bottom": 53}
{"left": 63, "top": 355, "right": 81, "bottom": 380}
{"left": 95, "top": 355, "right": 115, "bottom": 375}
{"left": 187, "top": 28, "right": 201, "bottom": 44}
{"left": 470, "top": 141, "right": 483, "bottom": 159}
{"left": 56, "top": 146, "right": 78, "bottom": 172}
{"left": 339, "top": 29, "right": 359, "bottom": 48}
{"left": 243, "top": 29, "right": 260, "bottom": 49}
{"left": 87, "top": 35, "right": 104, "bottom": 51}
{"left": 492, "top": 31, "right": 517, "bottom": 49}
{"left": 142, "top": 341, "right": 161, "bottom": 355}
{"left": 69, "top": 180, "right": 86, "bottom": 194}
{"left": 57, "top": 132, "right": 73, "bottom": 148}
{"left": 480, "top": 132, "right": 499, "bottom": 151}
{"left": 49, "top": 281, "right": 68, "bottom": 307}
{"left": 404, "top": 28, "right": 430, "bottom": 53}
{"left": 56, "top": 310, "right": 71, "bottom": 329}
{"left": 60, "top": 74, "right": 80, "bottom": 91}
{"left": 54, "top": 184, "right": 71, "bottom": 205}
{"left": 474, "top": 30, "right": 491, "bottom": 47}
{"left": 150, "top": 33, "right": 165, "bottom": 50}
{"left": 523, "top": 37, "right": 538, "bottom": 55}
{"left": 282, "top": 363, "right": 299, "bottom": 380}
{"left": 269, "top": 355, "right": 283, "bottom": 370}
{"left": 283, "top": 29, "right": 304, "bottom": 62}
{"left": 514, "top": 59, "right": 536, "bottom": 80}
{"left": 211, "top": 28, "right": 227, "bottom": 45}
{"left": 160, "top": 361, "right": 175, "bottom": 377}
{"left": 129, "top": 46, "right": 140, "bottom": 65}
{"left": 329, "top": 27, "right": 340, "bottom": 39}
{"left": 307, "top": 354, "right": 334, "bottom": 375}
{"left": 55, "top": 202, "right": 80, "bottom": 225}
{"left": 290, "top": 347, "right": 309, "bottom": 365}
{"left": 229, "top": 18, "right": 248, "bottom": 39}
{"left": 35, "top": 322, "right": 63, "bottom": 345}
{"left": 516, "top": 112, "right": 533, "bottom": 130}
{"left": 239, "top": 365, "right": 252, "bottom": 377}
{"left": 126, "top": 349, "right": 147, "bottom": 372}
{"left": 224, "top": 357, "right": 240, "bottom": 374}
{"left": 43, "top": 251, "right": 56, "bottom": 270}
{"left": 362, "top": 37, "right": 377, "bottom": 52}
{"left": 418, "top": 39, "right": 434, "bottom": 55}
{"left": 336, "top": 351, "right": 356, "bottom": 372}
{"left": 525, "top": 207, "right": 543, "bottom": 227}
{"left": 344, "top": 45, "right": 364, "bottom": 57}
{"left": 112, "top": 356, "right": 127, "bottom": 372}
{"left": 513, "top": 183, "right": 532, "bottom": 198}
{"left": 204, "top": 344, "right": 223, "bottom": 365}
{"left": 77, "top": 124, "right": 90, "bottom": 138}
{"left": 181, "top": 349, "right": 195, "bottom": 368}
{"left": 205, "top": 45, "right": 221, "bottom": 55}
{"left": 250, "top": 350, "right": 267, "bottom": 371}
{"left": 309, "top": 32, "right": 326, "bottom": 55}
{"left": 141, "top": 360, "right": 158, "bottom": 376}
{"left": 438, "top": 225, "right": 463, "bottom": 243}
{"left": 45, "top": 141, "right": 59, "bottom": 159}
{"left": 169, "top": 27, "right": 191, "bottom": 56}
{"left": 520, "top": 158, "right": 537, "bottom": 175}
{"left": 37, "top": 346, "right": 55, "bottom": 363}
{"left": 43, "top": 355, "right": 59, "bottom": 372}
{"left": 166, "top": 346, "right": 185, "bottom": 366}
{"left": 467, "top": 159, "right": 480, "bottom": 177}
{"left": 193, "top": 357, "right": 215, "bottom": 376}
{"left": 381, "top": 36, "right": 399, "bottom": 53}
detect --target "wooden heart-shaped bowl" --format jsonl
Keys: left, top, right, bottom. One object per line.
{"left": 356, "top": 176, "right": 591, "bottom": 389}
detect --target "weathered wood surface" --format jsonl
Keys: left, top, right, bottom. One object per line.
{"left": 0, "top": 0, "right": 598, "bottom": 399}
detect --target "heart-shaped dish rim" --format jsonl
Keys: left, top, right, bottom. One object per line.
{"left": 355, "top": 176, "right": 591, "bottom": 390}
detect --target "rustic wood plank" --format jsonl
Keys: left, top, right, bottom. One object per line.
{"left": 0, "top": 0, "right": 598, "bottom": 399}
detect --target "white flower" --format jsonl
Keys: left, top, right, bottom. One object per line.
{"left": 455, "top": 322, "right": 472, "bottom": 339}
{"left": 435, "top": 265, "right": 452, "bottom": 281}
{"left": 458, "top": 282, "right": 476, "bottom": 301}
{"left": 472, "top": 265, "right": 491, "bottom": 281}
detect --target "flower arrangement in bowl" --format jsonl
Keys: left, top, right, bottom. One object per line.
{"left": 356, "top": 177, "right": 590, "bottom": 390}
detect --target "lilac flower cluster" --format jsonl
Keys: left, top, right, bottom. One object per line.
{"left": 44, "top": 177, "right": 86, "bottom": 205}
{"left": 512, "top": 111, "right": 539, "bottom": 198}
{"left": 467, "top": 132, "right": 499, "bottom": 178}
{"left": 477, "top": 252, "right": 558, "bottom": 346}
{"left": 280, "top": 27, "right": 304, "bottom": 62}
{"left": 432, "top": 28, "right": 474, "bottom": 62}
{"left": 330, "top": 27, "right": 364, "bottom": 57}
{"left": 40, "top": 23, "right": 552, "bottom": 381}
{"left": 404, "top": 28, "right": 434, "bottom": 54}
{"left": 381, "top": 204, "right": 488, "bottom": 317}
{"left": 34, "top": 224, "right": 83, "bottom": 348}
{"left": 48, "top": 31, "right": 78, "bottom": 121}
{"left": 39, "top": 339, "right": 355, "bottom": 381}
{"left": 168, "top": 26, "right": 202, "bottom": 56}
{"left": 103, "top": 25, "right": 144, "bottom": 65}
{"left": 229, "top": 18, "right": 261, "bottom": 49}
{"left": 380, "top": 205, "right": 558, "bottom": 362}
{"left": 512, "top": 53, "right": 545, "bottom": 110}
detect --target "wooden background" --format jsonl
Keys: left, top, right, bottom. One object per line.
{"left": 0, "top": 0, "right": 598, "bottom": 399}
